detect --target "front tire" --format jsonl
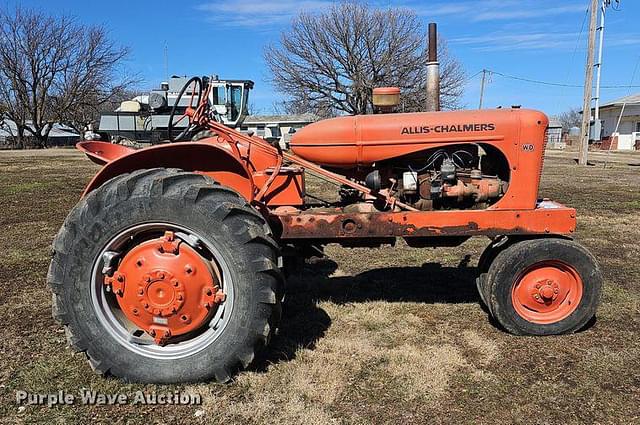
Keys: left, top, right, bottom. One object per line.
{"left": 476, "top": 236, "right": 511, "bottom": 310}
{"left": 48, "top": 168, "right": 283, "bottom": 383}
{"left": 485, "top": 238, "right": 602, "bottom": 336}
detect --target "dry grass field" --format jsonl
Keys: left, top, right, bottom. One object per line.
{"left": 0, "top": 148, "right": 638, "bottom": 424}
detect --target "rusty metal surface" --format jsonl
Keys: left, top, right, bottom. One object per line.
{"left": 276, "top": 204, "right": 576, "bottom": 240}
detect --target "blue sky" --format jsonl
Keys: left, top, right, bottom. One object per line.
{"left": 12, "top": 0, "right": 640, "bottom": 116}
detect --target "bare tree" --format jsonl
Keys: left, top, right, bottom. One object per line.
{"left": 557, "top": 108, "right": 582, "bottom": 132}
{"left": 0, "top": 7, "right": 134, "bottom": 148}
{"left": 264, "top": 2, "right": 465, "bottom": 117}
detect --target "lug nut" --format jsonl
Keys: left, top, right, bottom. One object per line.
{"left": 214, "top": 291, "right": 226, "bottom": 303}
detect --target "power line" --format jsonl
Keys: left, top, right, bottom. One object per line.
{"left": 559, "top": 0, "right": 590, "bottom": 99}
{"left": 467, "top": 69, "right": 640, "bottom": 89}
{"left": 466, "top": 70, "right": 483, "bottom": 80}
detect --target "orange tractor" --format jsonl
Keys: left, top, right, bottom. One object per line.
{"left": 49, "top": 76, "right": 602, "bottom": 383}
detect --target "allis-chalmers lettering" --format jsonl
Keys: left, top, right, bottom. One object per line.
{"left": 401, "top": 123, "right": 496, "bottom": 135}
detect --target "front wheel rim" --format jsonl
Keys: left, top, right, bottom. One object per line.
{"left": 90, "top": 222, "right": 235, "bottom": 360}
{"left": 511, "top": 260, "right": 583, "bottom": 324}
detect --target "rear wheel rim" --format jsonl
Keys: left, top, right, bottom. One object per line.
{"left": 511, "top": 260, "right": 583, "bottom": 324}
{"left": 90, "top": 222, "right": 235, "bottom": 360}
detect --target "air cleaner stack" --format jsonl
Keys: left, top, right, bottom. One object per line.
{"left": 426, "top": 22, "right": 440, "bottom": 112}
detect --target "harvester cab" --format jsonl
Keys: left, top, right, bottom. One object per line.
{"left": 205, "top": 76, "right": 253, "bottom": 126}
{"left": 97, "top": 75, "right": 254, "bottom": 143}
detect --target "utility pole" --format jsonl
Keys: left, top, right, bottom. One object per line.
{"left": 593, "top": 1, "right": 617, "bottom": 141}
{"left": 579, "top": 0, "right": 598, "bottom": 166}
{"left": 479, "top": 69, "right": 488, "bottom": 109}
{"left": 593, "top": 2, "right": 607, "bottom": 123}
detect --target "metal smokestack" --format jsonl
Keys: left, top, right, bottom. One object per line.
{"left": 426, "top": 22, "right": 440, "bottom": 112}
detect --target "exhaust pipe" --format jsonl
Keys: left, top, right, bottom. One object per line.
{"left": 426, "top": 22, "right": 440, "bottom": 112}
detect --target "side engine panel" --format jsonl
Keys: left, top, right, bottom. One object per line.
{"left": 360, "top": 144, "right": 509, "bottom": 211}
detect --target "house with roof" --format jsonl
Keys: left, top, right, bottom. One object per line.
{"left": 236, "top": 113, "right": 319, "bottom": 149}
{"left": 546, "top": 118, "right": 564, "bottom": 149}
{"left": 594, "top": 93, "right": 640, "bottom": 150}
{"left": 0, "top": 119, "right": 80, "bottom": 148}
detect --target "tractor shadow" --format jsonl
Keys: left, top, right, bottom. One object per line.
{"left": 252, "top": 255, "right": 483, "bottom": 372}
{"left": 252, "top": 255, "right": 598, "bottom": 371}
{"left": 305, "top": 255, "right": 481, "bottom": 305}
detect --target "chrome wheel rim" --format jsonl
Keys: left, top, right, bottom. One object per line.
{"left": 90, "top": 222, "right": 235, "bottom": 360}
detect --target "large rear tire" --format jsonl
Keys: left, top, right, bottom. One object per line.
{"left": 48, "top": 168, "right": 283, "bottom": 383}
{"left": 485, "top": 238, "right": 602, "bottom": 336}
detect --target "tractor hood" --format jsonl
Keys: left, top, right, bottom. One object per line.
{"left": 290, "top": 108, "right": 548, "bottom": 168}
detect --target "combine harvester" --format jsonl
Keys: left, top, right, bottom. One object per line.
{"left": 50, "top": 32, "right": 601, "bottom": 383}
{"left": 95, "top": 75, "right": 253, "bottom": 144}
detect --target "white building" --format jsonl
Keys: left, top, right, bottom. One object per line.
{"left": 546, "top": 118, "right": 564, "bottom": 149}
{"left": 237, "top": 114, "right": 318, "bottom": 149}
{"left": 593, "top": 93, "right": 640, "bottom": 150}
{"left": 0, "top": 119, "right": 80, "bottom": 147}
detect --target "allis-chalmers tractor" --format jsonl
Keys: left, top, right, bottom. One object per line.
{"left": 49, "top": 76, "right": 602, "bottom": 383}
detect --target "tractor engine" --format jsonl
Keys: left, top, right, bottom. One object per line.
{"left": 364, "top": 146, "right": 507, "bottom": 211}
{"left": 289, "top": 108, "right": 515, "bottom": 212}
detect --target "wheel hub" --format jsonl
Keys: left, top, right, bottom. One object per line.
{"left": 531, "top": 278, "right": 560, "bottom": 304}
{"left": 511, "top": 260, "right": 583, "bottom": 324}
{"left": 140, "top": 270, "right": 184, "bottom": 316}
{"left": 104, "top": 231, "right": 225, "bottom": 345}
